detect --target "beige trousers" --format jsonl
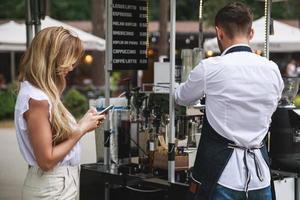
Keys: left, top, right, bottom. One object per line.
{"left": 22, "top": 165, "right": 80, "bottom": 200}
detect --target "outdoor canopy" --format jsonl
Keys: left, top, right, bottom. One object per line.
{"left": 0, "top": 16, "right": 105, "bottom": 52}
{"left": 204, "top": 17, "right": 300, "bottom": 53}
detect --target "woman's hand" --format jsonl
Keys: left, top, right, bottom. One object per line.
{"left": 78, "top": 108, "right": 106, "bottom": 135}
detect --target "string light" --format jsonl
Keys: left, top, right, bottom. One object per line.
{"left": 264, "top": 0, "right": 271, "bottom": 59}
{"left": 199, "top": 0, "right": 203, "bottom": 19}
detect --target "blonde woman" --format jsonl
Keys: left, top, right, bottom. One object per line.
{"left": 14, "top": 27, "right": 105, "bottom": 200}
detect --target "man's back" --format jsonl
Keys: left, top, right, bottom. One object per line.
{"left": 203, "top": 50, "right": 283, "bottom": 147}
{"left": 178, "top": 2, "right": 284, "bottom": 199}
{"left": 175, "top": 45, "right": 284, "bottom": 191}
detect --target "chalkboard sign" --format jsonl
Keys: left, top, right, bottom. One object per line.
{"left": 112, "top": 0, "right": 148, "bottom": 70}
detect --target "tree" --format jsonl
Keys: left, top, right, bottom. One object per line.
{"left": 50, "top": 0, "right": 90, "bottom": 20}
{"left": 0, "top": 0, "right": 91, "bottom": 20}
{"left": 158, "top": 0, "right": 169, "bottom": 56}
{"left": 91, "top": 0, "right": 105, "bottom": 86}
{"left": 0, "top": 0, "right": 298, "bottom": 22}
{"left": 0, "top": 0, "right": 25, "bottom": 19}
{"left": 45, "top": 0, "right": 50, "bottom": 15}
{"left": 199, "top": 0, "right": 299, "bottom": 25}
{"left": 148, "top": 0, "right": 299, "bottom": 24}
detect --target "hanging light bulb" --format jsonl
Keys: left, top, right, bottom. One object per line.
{"left": 206, "top": 50, "right": 214, "bottom": 57}
{"left": 84, "top": 54, "right": 93, "bottom": 65}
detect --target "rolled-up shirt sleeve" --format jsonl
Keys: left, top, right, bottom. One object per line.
{"left": 175, "top": 62, "right": 205, "bottom": 106}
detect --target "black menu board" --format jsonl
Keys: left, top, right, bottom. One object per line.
{"left": 112, "top": 0, "right": 148, "bottom": 70}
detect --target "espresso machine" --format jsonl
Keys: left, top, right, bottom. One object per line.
{"left": 270, "top": 77, "right": 300, "bottom": 172}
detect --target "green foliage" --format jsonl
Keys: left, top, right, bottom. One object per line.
{"left": 63, "top": 88, "right": 88, "bottom": 119}
{"left": 0, "top": 0, "right": 25, "bottom": 19}
{"left": 202, "top": 0, "right": 300, "bottom": 25}
{"left": 50, "top": 0, "right": 91, "bottom": 20}
{"left": 110, "top": 71, "right": 121, "bottom": 92}
{"left": 0, "top": 84, "right": 17, "bottom": 120}
{"left": 0, "top": 0, "right": 91, "bottom": 20}
{"left": 0, "top": 0, "right": 298, "bottom": 21}
{"left": 148, "top": 0, "right": 158, "bottom": 21}
{"left": 149, "top": 0, "right": 201, "bottom": 21}
{"left": 149, "top": 0, "right": 299, "bottom": 25}
{"left": 271, "top": 0, "right": 300, "bottom": 19}
{"left": 295, "top": 95, "right": 300, "bottom": 108}
{"left": 176, "top": 0, "right": 200, "bottom": 21}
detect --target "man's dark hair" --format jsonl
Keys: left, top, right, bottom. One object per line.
{"left": 215, "top": 2, "right": 253, "bottom": 39}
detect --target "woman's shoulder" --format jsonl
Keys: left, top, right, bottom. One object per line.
{"left": 15, "top": 81, "right": 52, "bottom": 118}
{"left": 20, "top": 81, "right": 50, "bottom": 100}
{"left": 17, "top": 81, "right": 51, "bottom": 107}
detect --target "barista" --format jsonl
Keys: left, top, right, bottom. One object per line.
{"left": 175, "top": 2, "right": 283, "bottom": 200}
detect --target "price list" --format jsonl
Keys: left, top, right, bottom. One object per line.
{"left": 112, "top": 0, "right": 148, "bottom": 70}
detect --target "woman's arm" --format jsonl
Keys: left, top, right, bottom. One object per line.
{"left": 24, "top": 98, "right": 105, "bottom": 171}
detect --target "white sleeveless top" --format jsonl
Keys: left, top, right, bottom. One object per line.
{"left": 14, "top": 81, "right": 81, "bottom": 166}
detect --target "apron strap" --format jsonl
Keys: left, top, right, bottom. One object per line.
{"left": 228, "top": 143, "right": 265, "bottom": 199}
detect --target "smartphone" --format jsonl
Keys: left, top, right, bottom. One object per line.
{"left": 97, "top": 105, "right": 114, "bottom": 115}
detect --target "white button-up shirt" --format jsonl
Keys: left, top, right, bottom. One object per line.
{"left": 175, "top": 44, "right": 284, "bottom": 191}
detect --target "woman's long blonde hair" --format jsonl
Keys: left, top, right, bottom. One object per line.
{"left": 18, "top": 26, "right": 84, "bottom": 144}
